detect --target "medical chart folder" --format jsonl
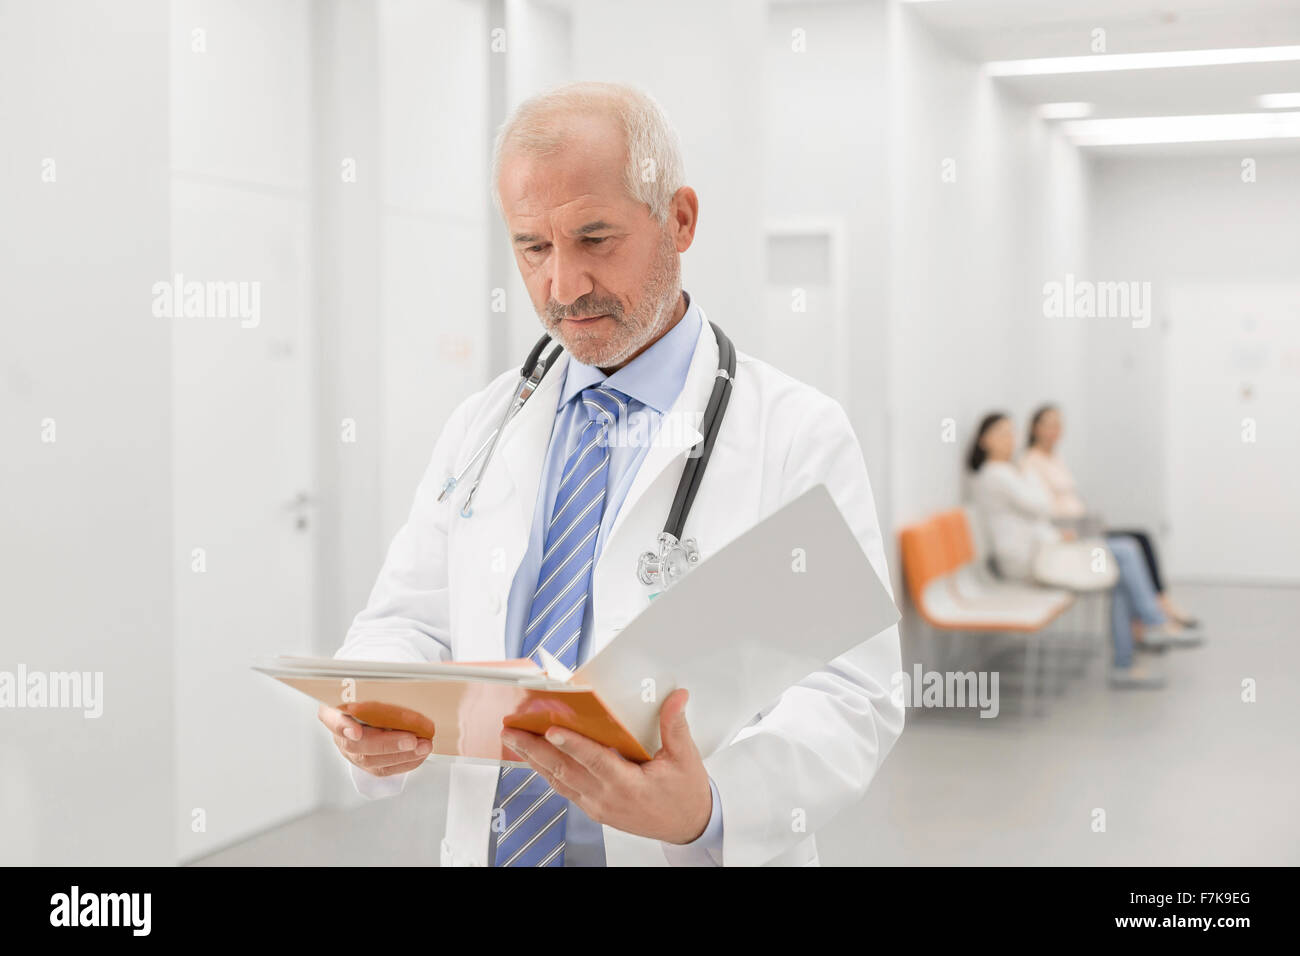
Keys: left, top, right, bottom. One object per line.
{"left": 255, "top": 482, "right": 900, "bottom": 766}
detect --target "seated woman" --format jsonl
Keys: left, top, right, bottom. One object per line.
{"left": 1021, "top": 404, "right": 1199, "bottom": 629}
{"left": 965, "top": 412, "right": 1195, "bottom": 690}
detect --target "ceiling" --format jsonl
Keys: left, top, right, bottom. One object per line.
{"left": 906, "top": 0, "right": 1300, "bottom": 61}
{"left": 905, "top": 0, "right": 1300, "bottom": 153}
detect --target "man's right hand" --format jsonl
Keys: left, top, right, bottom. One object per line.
{"left": 318, "top": 704, "right": 433, "bottom": 778}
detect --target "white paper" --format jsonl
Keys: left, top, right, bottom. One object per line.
{"left": 573, "top": 483, "right": 900, "bottom": 756}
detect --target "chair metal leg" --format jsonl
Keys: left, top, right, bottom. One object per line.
{"left": 1024, "top": 629, "right": 1044, "bottom": 717}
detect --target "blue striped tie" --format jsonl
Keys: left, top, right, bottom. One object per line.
{"left": 491, "top": 384, "right": 628, "bottom": 867}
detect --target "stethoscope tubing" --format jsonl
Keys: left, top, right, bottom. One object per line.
{"left": 664, "top": 321, "right": 735, "bottom": 540}
{"left": 453, "top": 320, "right": 734, "bottom": 535}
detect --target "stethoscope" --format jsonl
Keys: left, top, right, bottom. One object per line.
{"left": 437, "top": 320, "right": 737, "bottom": 594}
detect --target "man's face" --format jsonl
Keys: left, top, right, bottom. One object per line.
{"left": 498, "top": 114, "right": 681, "bottom": 369}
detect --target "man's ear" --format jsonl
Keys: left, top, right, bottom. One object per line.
{"left": 668, "top": 186, "right": 699, "bottom": 253}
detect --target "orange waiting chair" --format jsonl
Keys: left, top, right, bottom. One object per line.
{"left": 899, "top": 509, "right": 1075, "bottom": 713}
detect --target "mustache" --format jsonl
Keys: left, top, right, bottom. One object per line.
{"left": 545, "top": 296, "right": 625, "bottom": 323}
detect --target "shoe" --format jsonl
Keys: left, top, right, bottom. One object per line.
{"left": 1134, "top": 638, "right": 1168, "bottom": 654}
{"left": 1109, "top": 662, "right": 1167, "bottom": 689}
{"left": 1144, "top": 623, "right": 1205, "bottom": 648}
{"left": 1159, "top": 595, "right": 1200, "bottom": 629}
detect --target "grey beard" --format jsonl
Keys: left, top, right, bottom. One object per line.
{"left": 596, "top": 280, "right": 679, "bottom": 368}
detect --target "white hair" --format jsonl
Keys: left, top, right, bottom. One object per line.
{"left": 491, "top": 81, "right": 685, "bottom": 224}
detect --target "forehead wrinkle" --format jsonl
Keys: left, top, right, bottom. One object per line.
{"left": 509, "top": 197, "right": 621, "bottom": 242}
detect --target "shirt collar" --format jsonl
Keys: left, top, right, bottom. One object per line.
{"left": 558, "top": 289, "right": 701, "bottom": 415}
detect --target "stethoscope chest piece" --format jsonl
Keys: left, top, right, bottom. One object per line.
{"left": 637, "top": 531, "right": 700, "bottom": 597}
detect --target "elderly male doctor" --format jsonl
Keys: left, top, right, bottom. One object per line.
{"left": 318, "top": 81, "right": 903, "bottom": 867}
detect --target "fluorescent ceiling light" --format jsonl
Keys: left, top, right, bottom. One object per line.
{"left": 1060, "top": 111, "right": 1300, "bottom": 146}
{"left": 986, "top": 45, "right": 1300, "bottom": 77}
{"left": 1259, "top": 92, "right": 1300, "bottom": 109}
{"left": 1038, "top": 102, "right": 1094, "bottom": 120}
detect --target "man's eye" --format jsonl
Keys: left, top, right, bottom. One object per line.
{"left": 583, "top": 237, "right": 609, "bottom": 245}
{"left": 527, "top": 244, "right": 548, "bottom": 254}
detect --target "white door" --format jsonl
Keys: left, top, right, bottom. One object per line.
{"left": 1166, "top": 282, "right": 1300, "bottom": 583}
{"left": 170, "top": 180, "right": 317, "bottom": 860}
{"left": 170, "top": 0, "right": 317, "bottom": 860}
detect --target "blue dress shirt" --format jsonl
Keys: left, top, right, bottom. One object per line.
{"left": 492, "top": 289, "right": 723, "bottom": 867}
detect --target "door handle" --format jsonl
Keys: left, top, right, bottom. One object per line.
{"left": 284, "top": 491, "right": 314, "bottom": 531}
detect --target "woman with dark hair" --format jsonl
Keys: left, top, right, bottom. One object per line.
{"left": 965, "top": 412, "right": 1197, "bottom": 690}
{"left": 1022, "top": 404, "right": 1198, "bottom": 628}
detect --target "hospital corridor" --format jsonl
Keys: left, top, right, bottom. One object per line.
{"left": 2, "top": 0, "right": 1298, "bottom": 917}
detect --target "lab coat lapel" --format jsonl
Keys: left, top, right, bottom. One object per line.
{"left": 455, "top": 350, "right": 569, "bottom": 663}
{"left": 499, "top": 350, "right": 570, "bottom": 537}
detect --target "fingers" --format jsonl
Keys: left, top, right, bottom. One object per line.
{"left": 541, "top": 726, "right": 625, "bottom": 780}
{"left": 346, "top": 746, "right": 431, "bottom": 776}
{"left": 337, "top": 724, "right": 432, "bottom": 757}
{"left": 528, "top": 762, "right": 584, "bottom": 803}
{"left": 320, "top": 704, "right": 434, "bottom": 779}
{"left": 503, "top": 729, "right": 598, "bottom": 799}
{"left": 332, "top": 729, "right": 432, "bottom": 775}
{"left": 655, "top": 688, "right": 697, "bottom": 759}
{"left": 318, "top": 705, "right": 434, "bottom": 753}
{"left": 368, "top": 757, "right": 428, "bottom": 777}
{"left": 317, "top": 704, "right": 362, "bottom": 741}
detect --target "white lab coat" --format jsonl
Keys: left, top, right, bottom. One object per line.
{"left": 335, "top": 306, "right": 904, "bottom": 867}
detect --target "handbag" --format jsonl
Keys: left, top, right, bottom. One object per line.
{"left": 1031, "top": 537, "right": 1119, "bottom": 591}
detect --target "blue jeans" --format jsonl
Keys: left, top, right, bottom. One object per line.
{"left": 1107, "top": 535, "right": 1167, "bottom": 668}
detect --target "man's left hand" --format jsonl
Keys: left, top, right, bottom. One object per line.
{"left": 500, "top": 687, "right": 712, "bottom": 845}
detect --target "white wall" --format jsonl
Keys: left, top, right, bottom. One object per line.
{"left": 1084, "top": 152, "right": 1300, "bottom": 536}
{"left": 312, "top": 0, "right": 490, "bottom": 813}
{"left": 313, "top": 0, "right": 385, "bottom": 670}
{"left": 170, "top": 0, "right": 323, "bottom": 861}
{"left": 0, "top": 0, "right": 173, "bottom": 865}
{"left": 376, "top": 0, "right": 492, "bottom": 538}
{"left": 886, "top": 1, "right": 1092, "bottom": 547}
{"left": 315, "top": 0, "right": 492, "bottom": 647}
{"left": 764, "top": 0, "right": 893, "bottom": 522}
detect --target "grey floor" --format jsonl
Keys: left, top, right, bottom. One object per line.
{"left": 195, "top": 584, "right": 1300, "bottom": 866}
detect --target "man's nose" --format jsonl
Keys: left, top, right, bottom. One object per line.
{"left": 549, "top": 244, "right": 594, "bottom": 308}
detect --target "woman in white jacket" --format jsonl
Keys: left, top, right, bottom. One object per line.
{"left": 966, "top": 412, "right": 1193, "bottom": 689}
